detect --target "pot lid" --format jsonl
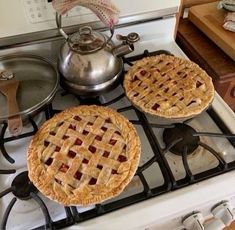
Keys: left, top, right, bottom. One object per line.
{"left": 68, "top": 26, "right": 105, "bottom": 53}
{"left": 0, "top": 54, "right": 58, "bottom": 121}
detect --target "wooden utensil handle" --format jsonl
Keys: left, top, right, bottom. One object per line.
{"left": 7, "top": 93, "right": 22, "bottom": 136}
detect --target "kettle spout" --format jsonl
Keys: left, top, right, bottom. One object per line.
{"left": 112, "top": 44, "right": 134, "bottom": 57}
{"left": 112, "top": 32, "right": 140, "bottom": 57}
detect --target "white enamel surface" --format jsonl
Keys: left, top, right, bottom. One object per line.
{"left": 0, "top": 0, "right": 179, "bottom": 38}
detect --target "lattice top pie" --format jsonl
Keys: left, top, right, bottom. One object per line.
{"left": 124, "top": 54, "right": 214, "bottom": 119}
{"left": 27, "top": 106, "right": 141, "bottom": 206}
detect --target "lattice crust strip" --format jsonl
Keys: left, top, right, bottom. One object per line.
{"left": 27, "top": 106, "right": 141, "bottom": 206}
{"left": 124, "top": 54, "right": 214, "bottom": 119}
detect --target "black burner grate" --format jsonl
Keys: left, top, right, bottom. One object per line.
{"left": 0, "top": 49, "right": 235, "bottom": 229}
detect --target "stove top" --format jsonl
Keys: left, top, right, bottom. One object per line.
{"left": 0, "top": 49, "right": 235, "bottom": 230}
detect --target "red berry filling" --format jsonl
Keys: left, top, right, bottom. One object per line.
{"left": 101, "top": 126, "right": 107, "bottom": 131}
{"left": 82, "top": 158, "right": 89, "bottom": 164}
{"left": 88, "top": 145, "right": 96, "bottom": 153}
{"left": 112, "top": 169, "right": 118, "bottom": 174}
{"left": 82, "top": 130, "right": 89, "bottom": 135}
{"left": 140, "top": 70, "right": 146, "bottom": 76}
{"left": 105, "top": 118, "right": 111, "bottom": 123}
{"left": 152, "top": 103, "right": 160, "bottom": 110}
{"left": 118, "top": 155, "right": 127, "bottom": 162}
{"left": 103, "top": 151, "right": 110, "bottom": 158}
{"left": 74, "top": 116, "right": 81, "bottom": 121}
{"left": 132, "top": 75, "right": 139, "bottom": 82}
{"left": 68, "top": 150, "right": 76, "bottom": 158}
{"left": 55, "top": 178, "right": 62, "bottom": 185}
{"left": 87, "top": 122, "right": 93, "bottom": 126}
{"left": 95, "top": 135, "right": 102, "bottom": 141}
{"left": 58, "top": 122, "right": 64, "bottom": 127}
{"left": 74, "top": 171, "right": 82, "bottom": 180}
{"left": 49, "top": 131, "right": 56, "bottom": 136}
{"left": 69, "top": 124, "right": 76, "bottom": 130}
{"left": 45, "top": 157, "right": 53, "bottom": 166}
{"left": 75, "top": 138, "right": 82, "bottom": 146}
{"left": 109, "top": 139, "right": 117, "bottom": 145}
{"left": 187, "top": 100, "right": 196, "bottom": 106}
{"left": 55, "top": 146, "right": 61, "bottom": 152}
{"left": 44, "top": 141, "right": 49, "bottom": 147}
{"left": 59, "top": 163, "right": 69, "bottom": 173}
{"left": 89, "top": 177, "right": 97, "bottom": 185}
{"left": 196, "top": 81, "right": 203, "bottom": 88}
{"left": 115, "top": 131, "right": 121, "bottom": 135}
{"left": 164, "top": 88, "right": 169, "bottom": 93}
{"left": 97, "top": 165, "right": 103, "bottom": 170}
{"left": 63, "top": 135, "right": 69, "bottom": 140}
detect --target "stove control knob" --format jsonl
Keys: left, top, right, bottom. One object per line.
{"left": 211, "top": 201, "right": 234, "bottom": 226}
{"left": 182, "top": 212, "right": 204, "bottom": 230}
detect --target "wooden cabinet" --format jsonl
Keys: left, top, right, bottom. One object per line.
{"left": 176, "top": 19, "right": 235, "bottom": 111}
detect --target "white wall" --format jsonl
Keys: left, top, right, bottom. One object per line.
{"left": 0, "top": 0, "right": 180, "bottom": 38}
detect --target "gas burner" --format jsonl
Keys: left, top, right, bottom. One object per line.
{"left": 163, "top": 123, "right": 200, "bottom": 156}
{"left": 11, "top": 171, "right": 37, "bottom": 200}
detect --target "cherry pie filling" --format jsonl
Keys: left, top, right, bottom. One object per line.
{"left": 42, "top": 115, "right": 128, "bottom": 187}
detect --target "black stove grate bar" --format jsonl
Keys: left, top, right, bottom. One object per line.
{"left": 0, "top": 123, "right": 14, "bottom": 163}
{"left": 71, "top": 192, "right": 153, "bottom": 223}
{"left": 182, "top": 146, "right": 194, "bottom": 182}
{"left": 138, "top": 172, "right": 153, "bottom": 197}
{"left": 199, "top": 141, "right": 227, "bottom": 170}
{"left": 0, "top": 169, "right": 16, "bottom": 174}
{"left": 193, "top": 132, "right": 235, "bottom": 139}
{"left": 117, "top": 105, "right": 133, "bottom": 113}
{"left": 138, "top": 156, "right": 156, "bottom": 172}
{"left": 102, "top": 93, "right": 126, "bottom": 106}
{"left": 207, "top": 109, "right": 235, "bottom": 149}
{"left": 1, "top": 197, "right": 17, "bottom": 230}
{"left": 30, "top": 192, "right": 53, "bottom": 230}
{"left": 149, "top": 123, "right": 175, "bottom": 129}
{"left": 33, "top": 207, "right": 74, "bottom": 230}
{"left": 0, "top": 117, "right": 38, "bottom": 163}
{"left": 133, "top": 109, "right": 172, "bottom": 191}
{"left": 162, "top": 138, "right": 183, "bottom": 155}
{"left": 0, "top": 187, "right": 13, "bottom": 199}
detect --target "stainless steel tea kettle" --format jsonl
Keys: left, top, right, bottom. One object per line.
{"left": 56, "top": 13, "right": 139, "bottom": 96}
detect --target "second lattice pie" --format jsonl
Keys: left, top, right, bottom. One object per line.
{"left": 124, "top": 54, "right": 215, "bottom": 119}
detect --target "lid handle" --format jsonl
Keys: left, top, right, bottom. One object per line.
{"left": 79, "top": 26, "right": 92, "bottom": 36}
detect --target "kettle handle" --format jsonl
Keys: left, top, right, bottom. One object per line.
{"left": 55, "top": 12, "right": 114, "bottom": 42}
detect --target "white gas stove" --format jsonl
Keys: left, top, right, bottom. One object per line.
{"left": 0, "top": 1, "right": 235, "bottom": 230}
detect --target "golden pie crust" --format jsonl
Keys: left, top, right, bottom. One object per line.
{"left": 27, "top": 105, "right": 141, "bottom": 206}
{"left": 124, "top": 54, "right": 215, "bottom": 119}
